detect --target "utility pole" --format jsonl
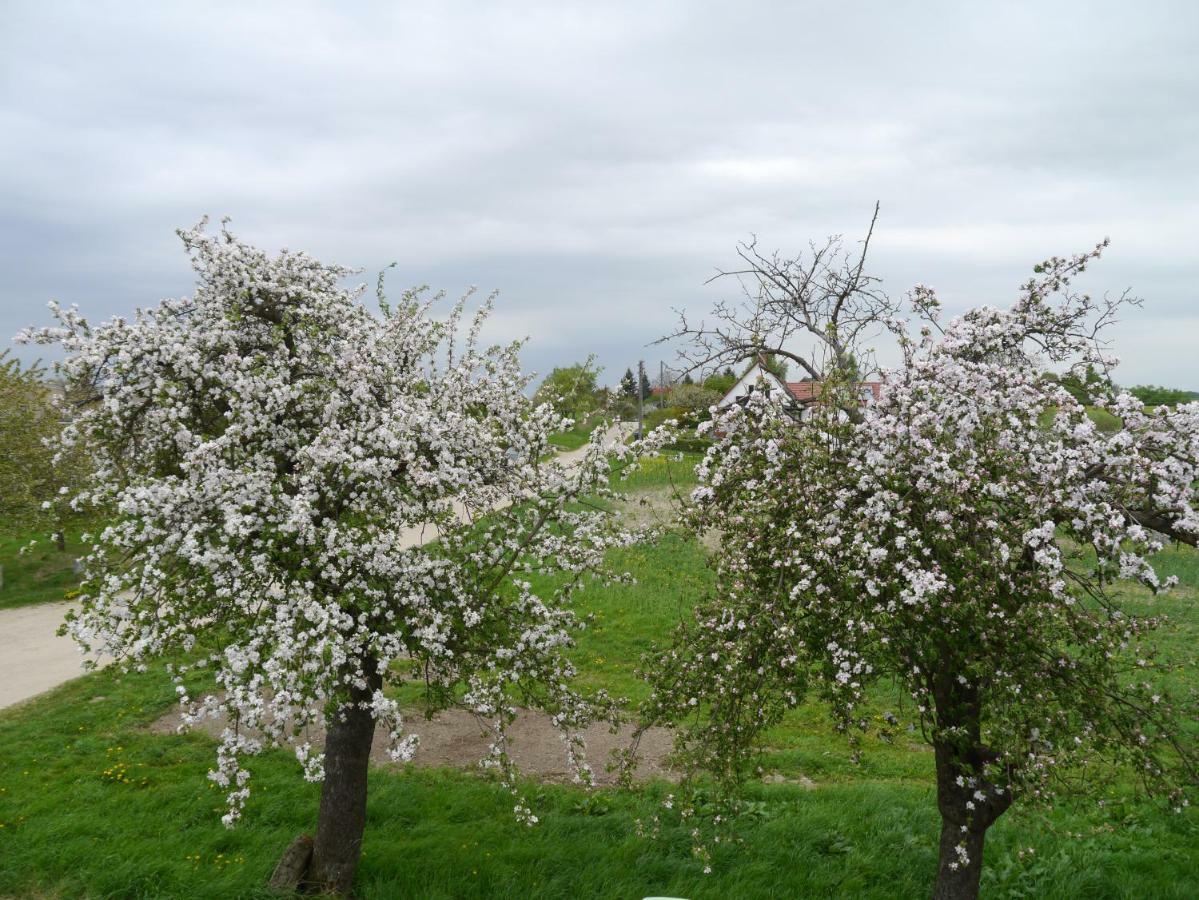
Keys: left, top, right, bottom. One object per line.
{"left": 637, "top": 359, "right": 645, "bottom": 439}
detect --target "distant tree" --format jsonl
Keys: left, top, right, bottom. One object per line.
{"left": 611, "top": 397, "right": 640, "bottom": 421}
{"left": 835, "top": 351, "right": 863, "bottom": 382}
{"left": 534, "top": 358, "right": 601, "bottom": 419}
{"left": 682, "top": 372, "right": 695, "bottom": 385}
{"left": 760, "top": 353, "right": 789, "bottom": 381}
{"left": 669, "top": 383, "right": 721, "bottom": 421}
{"left": 702, "top": 372, "right": 737, "bottom": 395}
{"left": 0, "top": 351, "right": 85, "bottom": 544}
{"left": 1128, "top": 384, "right": 1195, "bottom": 406}
{"left": 1046, "top": 365, "right": 1111, "bottom": 405}
{"left": 0, "top": 351, "right": 56, "bottom": 535}
{"left": 639, "top": 367, "right": 652, "bottom": 401}
{"left": 620, "top": 368, "right": 637, "bottom": 398}
{"left": 594, "top": 386, "right": 615, "bottom": 413}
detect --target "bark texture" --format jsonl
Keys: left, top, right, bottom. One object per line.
{"left": 305, "top": 669, "right": 382, "bottom": 895}
{"left": 930, "top": 657, "right": 1013, "bottom": 900}
{"left": 267, "top": 834, "right": 313, "bottom": 892}
{"left": 933, "top": 821, "right": 986, "bottom": 900}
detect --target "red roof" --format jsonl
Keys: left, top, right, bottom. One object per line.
{"left": 784, "top": 381, "right": 882, "bottom": 404}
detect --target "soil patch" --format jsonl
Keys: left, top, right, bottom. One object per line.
{"left": 149, "top": 705, "right": 677, "bottom": 785}
{"left": 615, "top": 487, "right": 721, "bottom": 552}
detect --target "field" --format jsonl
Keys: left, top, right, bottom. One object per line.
{"left": 1, "top": 457, "right": 1197, "bottom": 898}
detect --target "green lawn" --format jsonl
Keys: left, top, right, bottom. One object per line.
{"left": 1037, "top": 405, "right": 1124, "bottom": 433}
{"left": 0, "top": 524, "right": 91, "bottom": 610}
{"left": 1, "top": 485, "right": 1197, "bottom": 898}
{"left": 547, "top": 413, "right": 609, "bottom": 451}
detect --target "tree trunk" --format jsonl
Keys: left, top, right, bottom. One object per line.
{"left": 932, "top": 818, "right": 986, "bottom": 900}
{"left": 268, "top": 834, "right": 313, "bottom": 892}
{"left": 929, "top": 654, "right": 1012, "bottom": 900}
{"left": 54, "top": 530, "right": 66, "bottom": 552}
{"left": 304, "top": 671, "right": 381, "bottom": 895}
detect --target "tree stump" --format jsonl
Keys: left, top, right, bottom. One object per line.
{"left": 268, "top": 834, "right": 314, "bottom": 893}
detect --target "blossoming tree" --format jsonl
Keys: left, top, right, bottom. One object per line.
{"left": 645, "top": 234, "right": 1198, "bottom": 899}
{"left": 20, "top": 221, "right": 634, "bottom": 894}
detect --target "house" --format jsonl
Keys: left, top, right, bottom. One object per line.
{"left": 717, "top": 360, "right": 881, "bottom": 421}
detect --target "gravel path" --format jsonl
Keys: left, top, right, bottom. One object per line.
{"left": 0, "top": 600, "right": 90, "bottom": 709}
{"left": 0, "top": 426, "right": 632, "bottom": 712}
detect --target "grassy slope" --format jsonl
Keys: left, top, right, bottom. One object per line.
{"left": 1, "top": 467, "right": 1197, "bottom": 898}
{"left": 546, "top": 414, "right": 607, "bottom": 451}
{"left": 0, "top": 525, "right": 91, "bottom": 610}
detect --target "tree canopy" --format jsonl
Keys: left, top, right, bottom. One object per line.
{"left": 20, "top": 221, "right": 636, "bottom": 893}
{"left": 533, "top": 359, "right": 601, "bottom": 419}
{"left": 619, "top": 367, "right": 636, "bottom": 398}
{"left": 702, "top": 370, "right": 736, "bottom": 395}
{"left": 645, "top": 230, "right": 1199, "bottom": 899}
{"left": 1128, "top": 384, "right": 1197, "bottom": 406}
{"left": 0, "top": 351, "right": 85, "bottom": 539}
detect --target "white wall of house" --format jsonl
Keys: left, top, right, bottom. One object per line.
{"left": 717, "top": 364, "right": 880, "bottom": 423}
{"left": 717, "top": 362, "right": 791, "bottom": 408}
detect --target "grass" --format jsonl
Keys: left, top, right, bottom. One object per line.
{"left": 546, "top": 413, "right": 609, "bottom": 451}
{"left": 0, "top": 523, "right": 92, "bottom": 610}
{"left": 5, "top": 658, "right": 1196, "bottom": 899}
{"left": 612, "top": 450, "right": 702, "bottom": 494}
{"left": 1038, "top": 405, "right": 1124, "bottom": 433}
{"left": 1, "top": 475, "right": 1198, "bottom": 897}
{"left": 570, "top": 532, "right": 712, "bottom": 702}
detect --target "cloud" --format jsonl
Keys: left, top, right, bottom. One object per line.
{"left": 2, "top": 0, "right": 1197, "bottom": 387}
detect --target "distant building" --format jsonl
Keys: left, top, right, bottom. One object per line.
{"left": 717, "top": 359, "right": 881, "bottom": 422}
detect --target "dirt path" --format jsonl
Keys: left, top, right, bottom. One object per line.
{"left": 150, "top": 704, "right": 677, "bottom": 784}
{"left": 0, "top": 425, "right": 632, "bottom": 712}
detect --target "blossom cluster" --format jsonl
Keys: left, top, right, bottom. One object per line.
{"left": 643, "top": 243, "right": 1198, "bottom": 865}
{"left": 20, "top": 220, "right": 642, "bottom": 825}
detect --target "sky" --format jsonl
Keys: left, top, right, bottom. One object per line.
{"left": 2, "top": 1, "right": 1197, "bottom": 388}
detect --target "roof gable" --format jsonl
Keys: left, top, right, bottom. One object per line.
{"left": 719, "top": 368, "right": 884, "bottom": 412}
{"left": 717, "top": 362, "right": 793, "bottom": 407}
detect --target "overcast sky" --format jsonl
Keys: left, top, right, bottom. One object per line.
{"left": 2, "top": 1, "right": 1196, "bottom": 387}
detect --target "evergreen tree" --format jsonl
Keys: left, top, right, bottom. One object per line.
{"left": 619, "top": 368, "right": 636, "bottom": 397}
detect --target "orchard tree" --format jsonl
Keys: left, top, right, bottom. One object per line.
{"left": 20, "top": 221, "right": 638, "bottom": 895}
{"left": 659, "top": 203, "right": 894, "bottom": 397}
{"left": 644, "top": 228, "right": 1199, "bottom": 899}
{"left": 1046, "top": 363, "right": 1110, "bottom": 405}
